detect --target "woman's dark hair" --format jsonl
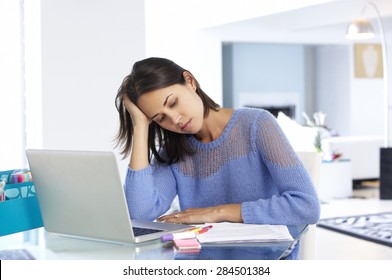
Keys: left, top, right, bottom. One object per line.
{"left": 114, "top": 57, "right": 219, "bottom": 164}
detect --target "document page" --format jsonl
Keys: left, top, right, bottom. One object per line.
{"left": 196, "top": 223, "right": 293, "bottom": 244}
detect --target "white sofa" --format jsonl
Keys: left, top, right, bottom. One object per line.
{"left": 321, "top": 135, "right": 383, "bottom": 180}
{"left": 276, "top": 112, "right": 383, "bottom": 180}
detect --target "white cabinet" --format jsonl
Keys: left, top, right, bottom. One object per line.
{"left": 319, "top": 160, "right": 352, "bottom": 201}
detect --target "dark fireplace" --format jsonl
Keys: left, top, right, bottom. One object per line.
{"left": 244, "top": 105, "right": 296, "bottom": 119}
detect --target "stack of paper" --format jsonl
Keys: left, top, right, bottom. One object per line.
{"left": 195, "top": 223, "right": 293, "bottom": 244}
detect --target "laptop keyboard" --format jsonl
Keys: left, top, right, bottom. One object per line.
{"left": 132, "top": 226, "right": 164, "bottom": 237}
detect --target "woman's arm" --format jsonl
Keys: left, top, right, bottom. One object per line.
{"left": 123, "top": 95, "right": 150, "bottom": 170}
{"left": 241, "top": 111, "right": 320, "bottom": 225}
{"left": 157, "top": 204, "right": 243, "bottom": 224}
{"left": 123, "top": 95, "right": 177, "bottom": 221}
{"left": 125, "top": 164, "right": 177, "bottom": 221}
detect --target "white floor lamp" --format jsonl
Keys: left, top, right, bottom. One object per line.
{"left": 346, "top": 1, "right": 392, "bottom": 199}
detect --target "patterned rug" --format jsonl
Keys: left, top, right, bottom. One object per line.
{"left": 317, "top": 212, "right": 392, "bottom": 247}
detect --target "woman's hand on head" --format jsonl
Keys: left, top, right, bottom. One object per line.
{"left": 157, "top": 204, "right": 243, "bottom": 224}
{"left": 123, "top": 94, "right": 151, "bottom": 127}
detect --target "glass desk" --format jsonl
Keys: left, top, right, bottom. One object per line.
{"left": 0, "top": 225, "right": 307, "bottom": 260}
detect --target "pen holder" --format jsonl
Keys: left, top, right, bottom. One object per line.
{"left": 0, "top": 169, "right": 43, "bottom": 236}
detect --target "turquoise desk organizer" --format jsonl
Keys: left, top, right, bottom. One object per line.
{"left": 0, "top": 170, "right": 43, "bottom": 236}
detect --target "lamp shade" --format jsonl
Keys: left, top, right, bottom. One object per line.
{"left": 346, "top": 18, "right": 375, "bottom": 40}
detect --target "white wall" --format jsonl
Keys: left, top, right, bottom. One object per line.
{"left": 31, "top": 0, "right": 146, "bottom": 178}
{"left": 350, "top": 60, "right": 385, "bottom": 136}
{"left": 348, "top": 42, "right": 392, "bottom": 144}
{"left": 0, "top": 0, "right": 25, "bottom": 170}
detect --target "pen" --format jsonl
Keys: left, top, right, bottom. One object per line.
{"left": 191, "top": 225, "right": 213, "bottom": 233}
{"left": 201, "top": 225, "right": 213, "bottom": 231}
{"left": 191, "top": 227, "right": 202, "bottom": 233}
{"left": 197, "top": 228, "right": 210, "bottom": 234}
{"left": 0, "top": 179, "right": 5, "bottom": 202}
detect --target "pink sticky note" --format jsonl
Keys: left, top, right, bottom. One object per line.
{"left": 173, "top": 238, "right": 201, "bottom": 250}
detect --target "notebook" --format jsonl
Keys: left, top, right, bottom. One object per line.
{"left": 26, "top": 149, "right": 192, "bottom": 244}
{"left": 195, "top": 223, "right": 293, "bottom": 244}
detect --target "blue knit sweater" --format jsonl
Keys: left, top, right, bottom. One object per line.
{"left": 124, "top": 108, "right": 320, "bottom": 258}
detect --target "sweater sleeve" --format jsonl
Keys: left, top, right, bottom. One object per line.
{"left": 124, "top": 162, "right": 177, "bottom": 221}
{"left": 241, "top": 111, "right": 320, "bottom": 225}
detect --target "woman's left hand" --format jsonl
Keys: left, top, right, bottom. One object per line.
{"left": 157, "top": 204, "right": 243, "bottom": 224}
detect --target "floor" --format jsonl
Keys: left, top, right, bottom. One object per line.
{"left": 313, "top": 186, "right": 392, "bottom": 259}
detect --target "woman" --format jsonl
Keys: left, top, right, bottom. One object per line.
{"left": 114, "top": 57, "right": 320, "bottom": 228}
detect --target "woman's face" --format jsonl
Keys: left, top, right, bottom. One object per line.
{"left": 137, "top": 80, "right": 204, "bottom": 134}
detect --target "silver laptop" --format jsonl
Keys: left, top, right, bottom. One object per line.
{"left": 26, "top": 149, "right": 192, "bottom": 244}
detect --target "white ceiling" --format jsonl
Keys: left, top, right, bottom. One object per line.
{"left": 203, "top": 0, "right": 392, "bottom": 45}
